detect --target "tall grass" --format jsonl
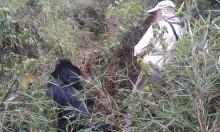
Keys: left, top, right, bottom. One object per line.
{"left": 0, "top": 0, "right": 219, "bottom": 131}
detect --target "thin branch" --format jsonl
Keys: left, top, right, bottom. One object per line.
{"left": 0, "top": 79, "right": 17, "bottom": 111}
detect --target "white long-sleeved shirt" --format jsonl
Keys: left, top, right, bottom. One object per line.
{"left": 134, "top": 20, "right": 183, "bottom": 69}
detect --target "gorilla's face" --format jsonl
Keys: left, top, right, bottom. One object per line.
{"left": 51, "top": 59, "right": 83, "bottom": 91}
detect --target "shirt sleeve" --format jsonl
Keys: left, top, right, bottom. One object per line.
{"left": 134, "top": 25, "right": 154, "bottom": 56}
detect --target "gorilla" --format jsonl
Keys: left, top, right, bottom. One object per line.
{"left": 47, "top": 59, "right": 111, "bottom": 132}
{"left": 47, "top": 59, "right": 89, "bottom": 131}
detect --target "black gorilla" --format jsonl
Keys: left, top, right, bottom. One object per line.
{"left": 47, "top": 59, "right": 89, "bottom": 131}
{"left": 50, "top": 59, "right": 84, "bottom": 91}
{"left": 47, "top": 59, "right": 111, "bottom": 131}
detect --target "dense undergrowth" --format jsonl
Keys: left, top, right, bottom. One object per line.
{"left": 0, "top": 0, "right": 220, "bottom": 131}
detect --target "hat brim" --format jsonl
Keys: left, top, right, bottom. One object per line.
{"left": 146, "top": 7, "right": 159, "bottom": 13}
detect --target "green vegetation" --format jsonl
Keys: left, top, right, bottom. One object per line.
{"left": 0, "top": 0, "right": 220, "bottom": 131}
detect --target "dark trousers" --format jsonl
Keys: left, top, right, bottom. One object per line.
{"left": 134, "top": 70, "right": 149, "bottom": 91}
{"left": 134, "top": 67, "right": 162, "bottom": 90}
{"left": 124, "top": 69, "right": 162, "bottom": 131}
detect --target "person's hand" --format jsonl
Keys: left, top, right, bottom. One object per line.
{"left": 139, "top": 48, "right": 148, "bottom": 58}
{"left": 137, "top": 57, "right": 144, "bottom": 65}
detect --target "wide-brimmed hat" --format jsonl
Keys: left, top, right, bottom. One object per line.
{"left": 146, "top": 0, "right": 176, "bottom": 13}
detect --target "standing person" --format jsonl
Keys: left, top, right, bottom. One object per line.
{"left": 134, "top": 0, "right": 183, "bottom": 91}
{"left": 124, "top": 0, "right": 184, "bottom": 131}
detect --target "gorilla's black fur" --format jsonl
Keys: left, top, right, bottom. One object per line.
{"left": 47, "top": 59, "right": 111, "bottom": 131}
{"left": 48, "top": 59, "right": 89, "bottom": 131}
{"left": 50, "top": 59, "right": 83, "bottom": 91}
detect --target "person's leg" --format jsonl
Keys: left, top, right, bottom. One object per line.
{"left": 151, "top": 69, "right": 162, "bottom": 84}
{"left": 134, "top": 70, "right": 148, "bottom": 91}
{"left": 124, "top": 71, "right": 148, "bottom": 131}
